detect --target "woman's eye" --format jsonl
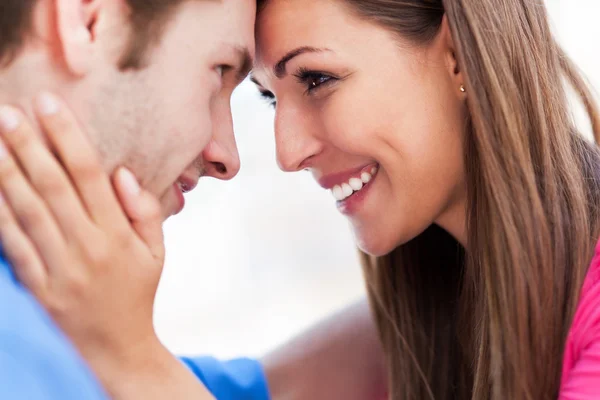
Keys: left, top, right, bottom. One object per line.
{"left": 305, "top": 74, "right": 331, "bottom": 91}
{"left": 259, "top": 90, "right": 277, "bottom": 108}
{"left": 294, "top": 70, "right": 335, "bottom": 93}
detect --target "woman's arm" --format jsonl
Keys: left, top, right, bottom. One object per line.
{"left": 97, "top": 345, "right": 217, "bottom": 400}
{"left": 263, "top": 298, "right": 388, "bottom": 400}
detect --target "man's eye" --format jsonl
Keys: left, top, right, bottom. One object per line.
{"left": 216, "top": 65, "right": 233, "bottom": 78}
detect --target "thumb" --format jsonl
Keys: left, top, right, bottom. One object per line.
{"left": 113, "top": 168, "right": 165, "bottom": 262}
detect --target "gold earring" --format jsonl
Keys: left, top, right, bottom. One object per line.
{"left": 460, "top": 85, "right": 466, "bottom": 93}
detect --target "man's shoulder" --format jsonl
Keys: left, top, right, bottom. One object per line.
{"left": 0, "top": 257, "right": 63, "bottom": 349}
{"left": 0, "top": 259, "right": 108, "bottom": 399}
{"left": 182, "top": 356, "right": 270, "bottom": 400}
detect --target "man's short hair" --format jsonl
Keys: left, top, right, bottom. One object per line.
{"left": 0, "top": 0, "right": 187, "bottom": 69}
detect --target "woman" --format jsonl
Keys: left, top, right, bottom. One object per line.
{"left": 0, "top": 0, "right": 599, "bottom": 399}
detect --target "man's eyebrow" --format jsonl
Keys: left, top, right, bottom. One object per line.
{"left": 233, "top": 45, "right": 254, "bottom": 81}
{"left": 274, "top": 47, "right": 331, "bottom": 78}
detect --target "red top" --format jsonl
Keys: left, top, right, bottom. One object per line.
{"left": 560, "top": 239, "right": 600, "bottom": 399}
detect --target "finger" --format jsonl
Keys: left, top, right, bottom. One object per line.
{"left": 34, "top": 92, "right": 129, "bottom": 231}
{"left": 114, "top": 168, "right": 165, "bottom": 262}
{"left": 0, "top": 192, "right": 48, "bottom": 295}
{"left": 0, "top": 123, "right": 74, "bottom": 279}
{"left": 0, "top": 105, "right": 93, "bottom": 242}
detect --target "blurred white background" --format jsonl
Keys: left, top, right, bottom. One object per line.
{"left": 155, "top": 1, "right": 600, "bottom": 359}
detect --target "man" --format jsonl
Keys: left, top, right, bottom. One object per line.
{"left": 0, "top": 0, "right": 261, "bottom": 398}
{"left": 0, "top": 0, "right": 385, "bottom": 399}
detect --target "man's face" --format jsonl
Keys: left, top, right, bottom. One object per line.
{"left": 73, "top": 0, "right": 256, "bottom": 219}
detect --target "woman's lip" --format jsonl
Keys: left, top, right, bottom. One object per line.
{"left": 317, "top": 163, "right": 379, "bottom": 190}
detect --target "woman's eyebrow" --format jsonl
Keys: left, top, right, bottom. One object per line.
{"left": 273, "top": 47, "right": 332, "bottom": 78}
{"left": 249, "top": 74, "right": 263, "bottom": 87}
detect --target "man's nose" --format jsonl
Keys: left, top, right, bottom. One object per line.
{"left": 202, "top": 99, "right": 241, "bottom": 180}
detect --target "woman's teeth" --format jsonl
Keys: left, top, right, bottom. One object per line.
{"left": 331, "top": 166, "right": 378, "bottom": 201}
{"left": 361, "top": 172, "right": 372, "bottom": 184}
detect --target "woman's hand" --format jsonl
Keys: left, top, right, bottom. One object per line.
{"left": 0, "top": 93, "right": 214, "bottom": 399}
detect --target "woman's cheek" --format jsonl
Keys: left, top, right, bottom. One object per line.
{"left": 321, "top": 103, "right": 374, "bottom": 152}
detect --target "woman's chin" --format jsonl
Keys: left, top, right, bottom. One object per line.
{"left": 353, "top": 224, "right": 421, "bottom": 257}
{"left": 353, "top": 231, "right": 399, "bottom": 257}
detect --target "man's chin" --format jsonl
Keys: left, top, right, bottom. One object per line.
{"left": 161, "top": 201, "right": 180, "bottom": 220}
{"left": 161, "top": 205, "right": 176, "bottom": 221}
{"left": 159, "top": 184, "right": 185, "bottom": 219}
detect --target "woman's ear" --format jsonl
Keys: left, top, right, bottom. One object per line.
{"left": 440, "top": 15, "right": 465, "bottom": 94}
{"left": 54, "top": 0, "right": 101, "bottom": 76}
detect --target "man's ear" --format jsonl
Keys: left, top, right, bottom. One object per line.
{"left": 55, "top": 0, "right": 101, "bottom": 76}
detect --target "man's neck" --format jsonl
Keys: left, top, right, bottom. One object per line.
{"left": 0, "top": 50, "right": 69, "bottom": 115}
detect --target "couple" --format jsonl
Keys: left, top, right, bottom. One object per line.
{"left": 0, "top": 0, "right": 599, "bottom": 399}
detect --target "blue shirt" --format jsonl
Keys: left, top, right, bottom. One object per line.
{"left": 0, "top": 255, "right": 270, "bottom": 400}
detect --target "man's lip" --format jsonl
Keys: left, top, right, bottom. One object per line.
{"left": 172, "top": 183, "right": 186, "bottom": 215}
{"left": 317, "top": 163, "right": 379, "bottom": 190}
{"left": 176, "top": 175, "right": 199, "bottom": 193}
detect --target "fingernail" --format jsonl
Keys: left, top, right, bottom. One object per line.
{"left": 35, "top": 92, "right": 60, "bottom": 116}
{"left": 0, "top": 106, "right": 21, "bottom": 133}
{"left": 119, "top": 168, "right": 141, "bottom": 196}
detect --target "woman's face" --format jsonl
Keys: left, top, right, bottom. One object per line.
{"left": 252, "top": 0, "right": 469, "bottom": 255}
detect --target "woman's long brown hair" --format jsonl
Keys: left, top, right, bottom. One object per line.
{"left": 257, "top": 0, "right": 600, "bottom": 397}
{"left": 351, "top": 0, "right": 600, "bottom": 399}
